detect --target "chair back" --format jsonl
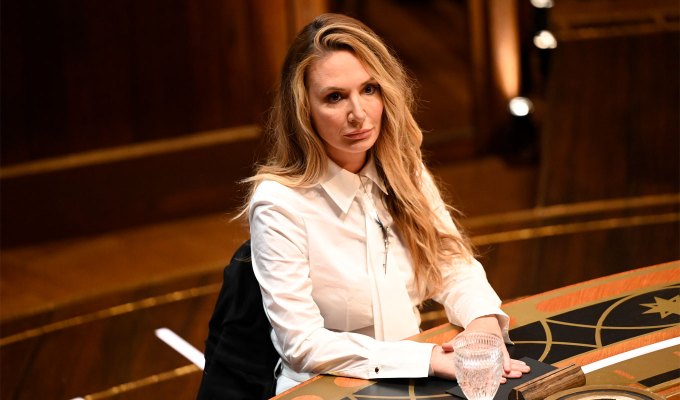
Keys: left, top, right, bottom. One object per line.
{"left": 196, "top": 240, "right": 279, "bottom": 399}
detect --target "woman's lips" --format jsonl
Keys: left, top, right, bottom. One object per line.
{"left": 344, "top": 128, "right": 372, "bottom": 140}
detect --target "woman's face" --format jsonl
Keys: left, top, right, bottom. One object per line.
{"left": 306, "top": 50, "right": 384, "bottom": 173}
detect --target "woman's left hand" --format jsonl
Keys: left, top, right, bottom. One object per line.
{"left": 442, "top": 315, "right": 531, "bottom": 383}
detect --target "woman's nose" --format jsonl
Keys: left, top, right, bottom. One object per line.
{"left": 348, "top": 96, "right": 367, "bottom": 124}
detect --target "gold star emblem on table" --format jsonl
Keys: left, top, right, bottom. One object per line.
{"left": 640, "top": 295, "right": 679, "bottom": 318}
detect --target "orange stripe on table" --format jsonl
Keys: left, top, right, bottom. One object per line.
{"left": 614, "top": 369, "right": 636, "bottom": 380}
{"left": 554, "top": 326, "right": 680, "bottom": 368}
{"left": 273, "top": 376, "right": 323, "bottom": 399}
{"left": 536, "top": 268, "right": 680, "bottom": 313}
{"left": 334, "top": 377, "right": 370, "bottom": 388}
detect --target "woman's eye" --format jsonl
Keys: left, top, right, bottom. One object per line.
{"left": 364, "top": 84, "right": 380, "bottom": 95}
{"left": 327, "top": 92, "right": 342, "bottom": 103}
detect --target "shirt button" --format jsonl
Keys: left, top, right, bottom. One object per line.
{"left": 375, "top": 366, "right": 380, "bottom": 373}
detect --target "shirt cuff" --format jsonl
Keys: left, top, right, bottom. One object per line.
{"left": 367, "top": 341, "right": 436, "bottom": 379}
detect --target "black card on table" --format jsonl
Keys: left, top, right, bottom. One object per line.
{"left": 446, "top": 357, "right": 556, "bottom": 399}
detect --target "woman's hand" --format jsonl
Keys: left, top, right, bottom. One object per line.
{"left": 429, "top": 344, "right": 456, "bottom": 379}
{"left": 431, "top": 315, "right": 531, "bottom": 383}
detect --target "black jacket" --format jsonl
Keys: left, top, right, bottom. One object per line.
{"left": 196, "top": 241, "right": 279, "bottom": 399}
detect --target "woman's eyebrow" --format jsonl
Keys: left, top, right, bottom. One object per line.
{"left": 319, "top": 85, "right": 345, "bottom": 93}
{"left": 319, "top": 79, "right": 377, "bottom": 93}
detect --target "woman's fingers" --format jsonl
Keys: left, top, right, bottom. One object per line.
{"left": 502, "top": 345, "right": 512, "bottom": 374}
{"left": 502, "top": 358, "right": 531, "bottom": 379}
{"left": 504, "top": 369, "right": 524, "bottom": 379}
{"left": 511, "top": 359, "right": 531, "bottom": 372}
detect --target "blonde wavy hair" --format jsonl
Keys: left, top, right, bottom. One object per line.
{"left": 244, "top": 13, "right": 473, "bottom": 300}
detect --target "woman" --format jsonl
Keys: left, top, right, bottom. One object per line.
{"left": 245, "top": 13, "right": 529, "bottom": 394}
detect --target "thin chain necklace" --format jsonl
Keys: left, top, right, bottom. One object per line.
{"left": 360, "top": 177, "right": 390, "bottom": 274}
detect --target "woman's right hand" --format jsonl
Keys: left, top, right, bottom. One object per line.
{"left": 431, "top": 340, "right": 530, "bottom": 383}
{"left": 429, "top": 344, "right": 456, "bottom": 379}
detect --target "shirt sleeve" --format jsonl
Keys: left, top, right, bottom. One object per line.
{"left": 249, "top": 183, "right": 435, "bottom": 380}
{"left": 420, "top": 168, "right": 511, "bottom": 342}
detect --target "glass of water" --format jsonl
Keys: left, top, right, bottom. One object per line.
{"left": 452, "top": 331, "right": 504, "bottom": 400}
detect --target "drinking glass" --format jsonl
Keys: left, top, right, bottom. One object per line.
{"left": 452, "top": 331, "right": 504, "bottom": 400}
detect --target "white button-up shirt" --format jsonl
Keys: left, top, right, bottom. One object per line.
{"left": 249, "top": 158, "right": 509, "bottom": 392}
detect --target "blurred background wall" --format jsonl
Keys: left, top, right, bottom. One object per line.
{"left": 1, "top": 0, "right": 678, "bottom": 398}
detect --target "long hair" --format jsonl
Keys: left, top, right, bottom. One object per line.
{"left": 244, "top": 13, "right": 473, "bottom": 300}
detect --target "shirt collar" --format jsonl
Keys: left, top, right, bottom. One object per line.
{"left": 319, "top": 157, "right": 388, "bottom": 214}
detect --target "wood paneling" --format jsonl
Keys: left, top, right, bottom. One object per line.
{"left": 1, "top": 0, "right": 296, "bottom": 165}
{"left": 0, "top": 273, "right": 220, "bottom": 399}
{"left": 539, "top": 32, "right": 679, "bottom": 204}
{"left": 532, "top": 30, "right": 680, "bottom": 291}
{"left": 0, "top": 131, "right": 261, "bottom": 247}
{"left": 0, "top": 0, "right": 332, "bottom": 246}
{"left": 0, "top": 211, "right": 249, "bottom": 321}
{"left": 550, "top": 0, "right": 679, "bottom": 41}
